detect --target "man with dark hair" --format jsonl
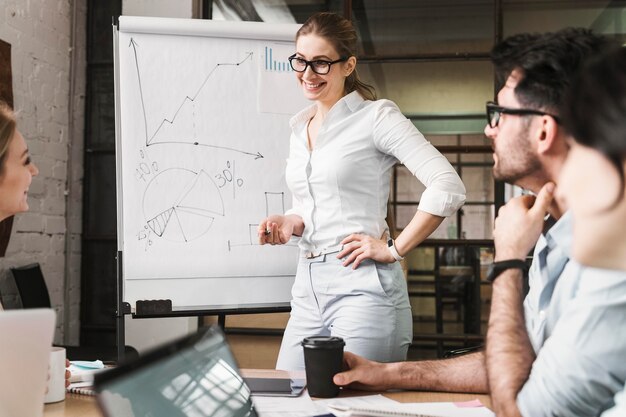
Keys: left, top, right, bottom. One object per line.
{"left": 333, "top": 29, "right": 626, "bottom": 417}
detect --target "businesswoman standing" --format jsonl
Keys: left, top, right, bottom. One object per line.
{"left": 259, "top": 12, "right": 466, "bottom": 370}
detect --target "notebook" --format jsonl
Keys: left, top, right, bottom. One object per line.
{"left": 94, "top": 325, "right": 258, "bottom": 417}
{"left": 0, "top": 309, "right": 56, "bottom": 417}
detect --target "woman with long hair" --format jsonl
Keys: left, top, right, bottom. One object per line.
{"left": 258, "top": 13, "right": 466, "bottom": 370}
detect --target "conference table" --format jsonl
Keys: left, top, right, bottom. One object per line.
{"left": 43, "top": 369, "right": 492, "bottom": 417}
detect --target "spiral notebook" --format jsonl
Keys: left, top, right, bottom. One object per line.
{"left": 67, "top": 382, "right": 96, "bottom": 397}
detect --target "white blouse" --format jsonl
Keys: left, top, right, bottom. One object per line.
{"left": 285, "top": 91, "right": 466, "bottom": 252}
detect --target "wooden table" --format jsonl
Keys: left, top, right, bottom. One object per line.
{"left": 45, "top": 369, "right": 491, "bottom": 416}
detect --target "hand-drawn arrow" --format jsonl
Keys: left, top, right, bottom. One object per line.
{"left": 128, "top": 41, "right": 263, "bottom": 160}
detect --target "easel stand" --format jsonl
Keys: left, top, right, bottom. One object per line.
{"left": 115, "top": 251, "right": 290, "bottom": 363}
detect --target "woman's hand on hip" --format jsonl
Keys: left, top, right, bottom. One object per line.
{"left": 338, "top": 234, "right": 395, "bottom": 269}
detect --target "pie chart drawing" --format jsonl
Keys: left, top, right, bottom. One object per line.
{"left": 143, "top": 168, "right": 224, "bottom": 242}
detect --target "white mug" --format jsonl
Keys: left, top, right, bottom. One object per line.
{"left": 44, "top": 346, "right": 66, "bottom": 403}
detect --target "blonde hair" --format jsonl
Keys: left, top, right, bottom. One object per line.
{"left": 297, "top": 12, "right": 377, "bottom": 101}
{"left": 0, "top": 101, "right": 16, "bottom": 176}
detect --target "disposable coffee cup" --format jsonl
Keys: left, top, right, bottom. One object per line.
{"left": 45, "top": 346, "right": 66, "bottom": 403}
{"left": 301, "top": 336, "right": 345, "bottom": 398}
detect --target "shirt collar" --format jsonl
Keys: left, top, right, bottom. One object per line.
{"left": 343, "top": 90, "right": 365, "bottom": 112}
{"left": 544, "top": 210, "right": 573, "bottom": 257}
{"left": 289, "top": 91, "right": 365, "bottom": 129}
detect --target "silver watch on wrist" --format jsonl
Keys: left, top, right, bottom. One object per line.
{"left": 387, "top": 238, "right": 404, "bottom": 262}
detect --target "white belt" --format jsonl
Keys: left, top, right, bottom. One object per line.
{"left": 303, "top": 244, "right": 343, "bottom": 259}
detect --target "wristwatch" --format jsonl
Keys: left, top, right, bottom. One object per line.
{"left": 486, "top": 259, "right": 528, "bottom": 283}
{"left": 387, "top": 238, "right": 404, "bottom": 262}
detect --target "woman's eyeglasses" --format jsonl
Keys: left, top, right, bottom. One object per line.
{"left": 288, "top": 54, "right": 348, "bottom": 75}
{"left": 486, "top": 101, "right": 561, "bottom": 128}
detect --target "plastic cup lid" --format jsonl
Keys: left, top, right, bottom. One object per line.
{"left": 301, "top": 336, "right": 345, "bottom": 349}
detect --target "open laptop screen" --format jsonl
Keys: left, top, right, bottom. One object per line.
{"left": 94, "top": 326, "right": 257, "bottom": 417}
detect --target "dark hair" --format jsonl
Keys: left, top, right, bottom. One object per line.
{"left": 297, "top": 12, "right": 377, "bottom": 101}
{"left": 0, "top": 101, "right": 16, "bottom": 176}
{"left": 491, "top": 28, "right": 615, "bottom": 113}
{"left": 562, "top": 46, "right": 626, "bottom": 200}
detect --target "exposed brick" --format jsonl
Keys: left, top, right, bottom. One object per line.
{"left": 45, "top": 216, "right": 66, "bottom": 235}
{"left": 42, "top": 194, "right": 66, "bottom": 215}
{"left": 5, "top": 2, "right": 33, "bottom": 37}
{"left": 20, "top": 233, "right": 50, "bottom": 253}
{"left": 14, "top": 212, "right": 45, "bottom": 232}
{"left": 52, "top": 161, "right": 68, "bottom": 180}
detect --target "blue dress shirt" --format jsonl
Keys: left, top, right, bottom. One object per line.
{"left": 518, "top": 263, "right": 626, "bottom": 416}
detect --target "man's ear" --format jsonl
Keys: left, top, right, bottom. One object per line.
{"left": 344, "top": 56, "right": 357, "bottom": 76}
{"left": 536, "top": 115, "right": 561, "bottom": 155}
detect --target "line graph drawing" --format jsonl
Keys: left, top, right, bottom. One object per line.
{"left": 129, "top": 38, "right": 263, "bottom": 159}
{"left": 141, "top": 168, "right": 225, "bottom": 244}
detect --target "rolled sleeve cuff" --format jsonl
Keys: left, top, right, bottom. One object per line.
{"left": 417, "top": 187, "right": 466, "bottom": 217}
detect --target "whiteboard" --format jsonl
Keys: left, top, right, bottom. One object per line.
{"left": 115, "top": 16, "right": 307, "bottom": 310}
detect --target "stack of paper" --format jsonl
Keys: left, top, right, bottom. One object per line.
{"left": 322, "top": 395, "right": 495, "bottom": 417}
{"left": 251, "top": 392, "right": 495, "bottom": 417}
{"left": 68, "top": 360, "right": 106, "bottom": 383}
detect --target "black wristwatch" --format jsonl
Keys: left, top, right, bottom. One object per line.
{"left": 487, "top": 259, "right": 528, "bottom": 283}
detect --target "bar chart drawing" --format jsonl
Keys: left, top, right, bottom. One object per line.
{"left": 227, "top": 191, "right": 297, "bottom": 251}
{"left": 264, "top": 46, "right": 292, "bottom": 72}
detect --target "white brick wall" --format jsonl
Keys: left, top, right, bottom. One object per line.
{"left": 0, "top": 0, "right": 86, "bottom": 345}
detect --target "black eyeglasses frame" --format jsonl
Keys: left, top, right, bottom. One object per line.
{"left": 486, "top": 101, "right": 561, "bottom": 128}
{"left": 288, "top": 54, "right": 349, "bottom": 75}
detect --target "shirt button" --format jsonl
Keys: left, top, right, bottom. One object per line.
{"left": 538, "top": 310, "right": 546, "bottom": 320}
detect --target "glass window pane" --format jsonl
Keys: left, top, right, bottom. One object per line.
{"left": 461, "top": 205, "right": 494, "bottom": 240}
{"left": 353, "top": 0, "right": 494, "bottom": 55}
{"left": 459, "top": 134, "right": 489, "bottom": 146}
{"left": 463, "top": 166, "right": 494, "bottom": 203}
{"left": 359, "top": 61, "right": 493, "bottom": 114}
{"left": 430, "top": 215, "right": 458, "bottom": 239}
{"left": 395, "top": 166, "right": 426, "bottom": 202}
{"left": 396, "top": 204, "right": 417, "bottom": 230}
{"left": 428, "top": 135, "right": 458, "bottom": 147}
{"left": 503, "top": 1, "right": 626, "bottom": 37}
{"left": 462, "top": 152, "right": 493, "bottom": 164}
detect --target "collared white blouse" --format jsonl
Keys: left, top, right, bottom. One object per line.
{"left": 285, "top": 91, "right": 466, "bottom": 252}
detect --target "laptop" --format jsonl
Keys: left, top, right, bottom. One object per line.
{"left": 0, "top": 308, "right": 56, "bottom": 417}
{"left": 94, "top": 326, "right": 259, "bottom": 417}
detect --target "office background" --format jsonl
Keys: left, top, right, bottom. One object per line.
{"left": 0, "top": 0, "right": 624, "bottom": 366}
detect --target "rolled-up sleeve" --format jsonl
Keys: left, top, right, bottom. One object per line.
{"left": 373, "top": 100, "right": 465, "bottom": 217}
{"left": 517, "top": 268, "right": 626, "bottom": 417}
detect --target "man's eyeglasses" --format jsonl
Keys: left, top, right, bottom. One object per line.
{"left": 288, "top": 54, "right": 348, "bottom": 75}
{"left": 486, "top": 101, "right": 561, "bottom": 128}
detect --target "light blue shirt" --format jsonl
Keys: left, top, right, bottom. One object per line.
{"left": 523, "top": 212, "right": 573, "bottom": 353}
{"left": 601, "top": 388, "right": 626, "bottom": 417}
{"left": 518, "top": 264, "right": 626, "bottom": 416}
